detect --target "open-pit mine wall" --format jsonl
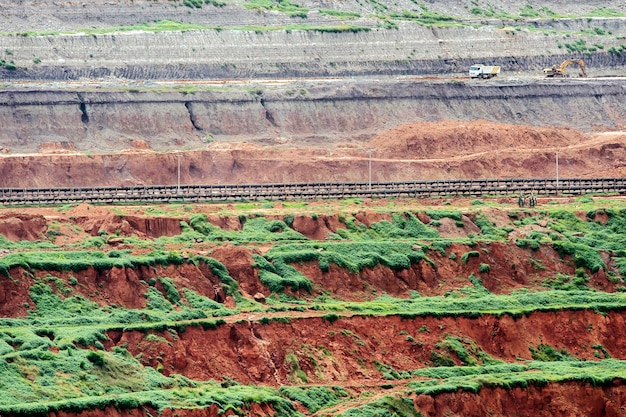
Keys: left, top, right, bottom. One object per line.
{"left": 1, "top": 22, "right": 626, "bottom": 81}
{"left": 1, "top": 0, "right": 626, "bottom": 81}
{"left": 0, "top": 79, "right": 624, "bottom": 153}
{"left": 2, "top": 0, "right": 625, "bottom": 33}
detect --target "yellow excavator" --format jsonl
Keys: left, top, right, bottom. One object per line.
{"left": 543, "top": 59, "right": 587, "bottom": 78}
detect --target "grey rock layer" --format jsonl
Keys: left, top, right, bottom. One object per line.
{"left": 1, "top": 1, "right": 626, "bottom": 80}
{"left": 1, "top": 79, "right": 624, "bottom": 153}
{"left": 1, "top": 23, "right": 626, "bottom": 80}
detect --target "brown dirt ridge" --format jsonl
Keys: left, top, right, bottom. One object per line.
{"left": 2, "top": 119, "right": 625, "bottom": 188}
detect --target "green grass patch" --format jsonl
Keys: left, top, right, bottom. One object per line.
{"left": 318, "top": 9, "right": 361, "bottom": 19}
{"left": 390, "top": 5, "right": 458, "bottom": 27}
{"left": 188, "top": 214, "right": 307, "bottom": 244}
{"left": 259, "top": 240, "right": 432, "bottom": 276}
{"left": 406, "top": 359, "right": 626, "bottom": 397}
{"left": 460, "top": 251, "right": 479, "bottom": 264}
{"left": 243, "top": 0, "right": 309, "bottom": 18}
{"left": 585, "top": 7, "right": 626, "bottom": 18}
{"left": 279, "top": 386, "right": 347, "bottom": 413}
{"left": 0, "top": 250, "right": 186, "bottom": 278}
{"left": 337, "top": 395, "right": 423, "bottom": 416}
{"left": 255, "top": 255, "right": 313, "bottom": 293}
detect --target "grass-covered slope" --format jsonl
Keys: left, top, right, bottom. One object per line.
{"left": 1, "top": 196, "right": 626, "bottom": 416}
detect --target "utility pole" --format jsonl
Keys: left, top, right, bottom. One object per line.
{"left": 368, "top": 149, "right": 372, "bottom": 191}
{"left": 177, "top": 153, "right": 181, "bottom": 194}
{"left": 555, "top": 150, "right": 559, "bottom": 196}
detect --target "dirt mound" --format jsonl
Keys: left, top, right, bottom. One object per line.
{"left": 0, "top": 213, "right": 47, "bottom": 241}
{"left": 38, "top": 141, "right": 78, "bottom": 154}
{"left": 67, "top": 204, "right": 182, "bottom": 238}
{"left": 5, "top": 119, "right": 623, "bottom": 188}
{"left": 369, "top": 120, "right": 588, "bottom": 159}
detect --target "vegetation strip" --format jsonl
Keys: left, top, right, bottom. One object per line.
{"left": 3, "top": 4, "right": 624, "bottom": 37}
{"left": 407, "top": 360, "right": 626, "bottom": 395}
{"left": 2, "top": 289, "right": 626, "bottom": 358}
{"left": 1, "top": 359, "right": 625, "bottom": 415}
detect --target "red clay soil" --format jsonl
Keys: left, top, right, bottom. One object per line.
{"left": 0, "top": 213, "right": 47, "bottom": 241}
{"left": 1, "top": 120, "right": 625, "bottom": 187}
{"left": 412, "top": 382, "right": 626, "bottom": 417}
{"left": 1, "top": 233, "right": 619, "bottom": 318}
{"left": 369, "top": 120, "right": 588, "bottom": 159}
{"left": 2, "top": 207, "right": 624, "bottom": 396}
{"left": 104, "top": 310, "right": 626, "bottom": 385}
{"left": 46, "top": 381, "right": 626, "bottom": 417}
{"left": 0, "top": 204, "right": 622, "bottom": 316}
{"left": 49, "top": 404, "right": 263, "bottom": 417}
{"left": 1, "top": 225, "right": 625, "bottom": 417}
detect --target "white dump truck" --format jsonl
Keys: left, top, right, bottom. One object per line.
{"left": 469, "top": 64, "right": 501, "bottom": 79}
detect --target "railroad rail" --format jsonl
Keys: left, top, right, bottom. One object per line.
{"left": 1, "top": 178, "right": 625, "bottom": 206}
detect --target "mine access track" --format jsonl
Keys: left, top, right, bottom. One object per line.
{"left": 1, "top": 178, "right": 625, "bottom": 206}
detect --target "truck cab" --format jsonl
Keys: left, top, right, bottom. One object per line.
{"left": 469, "top": 64, "right": 500, "bottom": 79}
{"left": 469, "top": 65, "right": 484, "bottom": 78}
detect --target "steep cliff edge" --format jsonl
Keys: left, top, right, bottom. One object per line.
{"left": 1, "top": 78, "right": 625, "bottom": 187}
{"left": 1, "top": 79, "right": 624, "bottom": 154}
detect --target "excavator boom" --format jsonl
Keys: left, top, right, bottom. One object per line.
{"left": 544, "top": 59, "right": 587, "bottom": 77}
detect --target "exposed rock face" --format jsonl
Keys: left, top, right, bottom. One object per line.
{"left": 0, "top": 79, "right": 624, "bottom": 154}
{"left": 0, "top": 3, "right": 624, "bottom": 191}
{"left": 1, "top": 27, "right": 625, "bottom": 81}
{"left": 2, "top": 0, "right": 625, "bottom": 34}
{"left": 103, "top": 311, "right": 626, "bottom": 385}
{"left": 72, "top": 214, "right": 181, "bottom": 238}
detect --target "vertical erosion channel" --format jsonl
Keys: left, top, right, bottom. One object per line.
{"left": 260, "top": 98, "right": 277, "bottom": 127}
{"left": 185, "top": 101, "right": 202, "bottom": 131}
{"left": 77, "top": 93, "right": 89, "bottom": 124}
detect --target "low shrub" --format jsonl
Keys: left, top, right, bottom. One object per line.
{"left": 460, "top": 251, "right": 480, "bottom": 264}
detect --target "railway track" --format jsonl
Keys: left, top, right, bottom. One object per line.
{"left": 1, "top": 178, "right": 625, "bottom": 206}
